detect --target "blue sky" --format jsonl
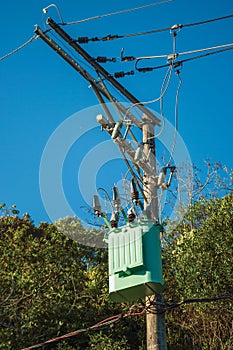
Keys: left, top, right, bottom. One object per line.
{"left": 0, "top": 0, "right": 232, "bottom": 224}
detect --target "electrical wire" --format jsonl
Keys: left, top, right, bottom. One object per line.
{"left": 117, "top": 145, "right": 147, "bottom": 202}
{"left": 74, "top": 13, "right": 233, "bottom": 44}
{"left": 62, "top": 0, "right": 172, "bottom": 26}
{"left": 124, "top": 63, "right": 173, "bottom": 123}
{"left": 182, "top": 13, "right": 233, "bottom": 29}
{"left": 136, "top": 42, "right": 233, "bottom": 61}
{"left": 42, "top": 4, "right": 64, "bottom": 27}
{"left": 0, "top": 35, "right": 38, "bottom": 62}
{"left": 21, "top": 310, "right": 144, "bottom": 350}
{"left": 167, "top": 71, "right": 182, "bottom": 166}
{"left": 92, "top": 43, "right": 233, "bottom": 77}
{"left": 163, "top": 293, "right": 233, "bottom": 313}
{"left": 178, "top": 42, "right": 233, "bottom": 57}
{"left": 153, "top": 64, "right": 173, "bottom": 138}
{"left": 97, "top": 187, "right": 114, "bottom": 211}
{"left": 136, "top": 46, "right": 233, "bottom": 73}
{"left": 22, "top": 293, "right": 233, "bottom": 349}
{"left": 177, "top": 45, "right": 233, "bottom": 65}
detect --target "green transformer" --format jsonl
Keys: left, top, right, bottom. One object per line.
{"left": 107, "top": 220, "right": 163, "bottom": 302}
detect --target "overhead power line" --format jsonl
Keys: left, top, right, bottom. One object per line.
{"left": 75, "top": 13, "right": 233, "bottom": 44}
{"left": 21, "top": 310, "right": 145, "bottom": 350}
{"left": 0, "top": 35, "right": 38, "bottom": 62}
{"left": 163, "top": 293, "right": 233, "bottom": 313}
{"left": 135, "top": 46, "right": 233, "bottom": 73}
{"left": 137, "top": 42, "right": 233, "bottom": 61}
{"left": 87, "top": 43, "right": 233, "bottom": 72}
{"left": 62, "top": 0, "right": 172, "bottom": 26}
{"left": 21, "top": 293, "right": 233, "bottom": 349}
{"left": 182, "top": 13, "right": 233, "bottom": 28}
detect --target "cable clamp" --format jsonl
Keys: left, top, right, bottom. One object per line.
{"left": 170, "top": 24, "right": 182, "bottom": 32}
{"left": 173, "top": 61, "right": 182, "bottom": 69}
{"left": 167, "top": 53, "right": 178, "bottom": 61}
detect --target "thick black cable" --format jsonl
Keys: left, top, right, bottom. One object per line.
{"left": 75, "top": 13, "right": 233, "bottom": 44}
{"left": 164, "top": 293, "right": 233, "bottom": 312}
{"left": 182, "top": 13, "right": 233, "bottom": 28}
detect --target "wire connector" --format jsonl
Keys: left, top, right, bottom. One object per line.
{"left": 114, "top": 71, "right": 134, "bottom": 79}
{"left": 102, "top": 34, "right": 119, "bottom": 41}
{"left": 167, "top": 53, "right": 179, "bottom": 61}
{"left": 96, "top": 56, "right": 116, "bottom": 63}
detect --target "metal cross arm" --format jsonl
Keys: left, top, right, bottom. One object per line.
{"left": 46, "top": 17, "right": 161, "bottom": 127}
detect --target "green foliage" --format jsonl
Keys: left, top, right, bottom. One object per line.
{"left": 164, "top": 193, "right": 233, "bottom": 349}
{"left": 0, "top": 192, "right": 232, "bottom": 349}
{"left": 0, "top": 214, "right": 111, "bottom": 349}
{"left": 89, "top": 332, "right": 130, "bottom": 350}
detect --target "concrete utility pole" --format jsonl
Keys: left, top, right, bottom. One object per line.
{"left": 35, "top": 19, "right": 167, "bottom": 350}
{"left": 142, "top": 114, "right": 167, "bottom": 350}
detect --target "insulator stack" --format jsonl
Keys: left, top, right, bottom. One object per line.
{"left": 114, "top": 70, "right": 134, "bottom": 79}
{"left": 93, "top": 194, "right": 102, "bottom": 216}
{"left": 77, "top": 37, "right": 89, "bottom": 44}
{"left": 112, "top": 185, "right": 121, "bottom": 211}
{"left": 130, "top": 178, "right": 139, "bottom": 205}
{"left": 96, "top": 56, "right": 116, "bottom": 63}
{"left": 128, "top": 212, "right": 136, "bottom": 223}
{"left": 131, "top": 190, "right": 139, "bottom": 203}
{"left": 110, "top": 219, "right": 118, "bottom": 228}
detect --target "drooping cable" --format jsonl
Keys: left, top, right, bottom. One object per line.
{"left": 21, "top": 309, "right": 145, "bottom": 349}
{"left": 97, "top": 187, "right": 114, "bottom": 211}
{"left": 124, "top": 63, "right": 173, "bottom": 123}
{"left": 167, "top": 70, "right": 182, "bottom": 166}
{"left": 152, "top": 28, "right": 177, "bottom": 139}
{"left": 22, "top": 293, "right": 233, "bottom": 349}
{"left": 152, "top": 64, "right": 173, "bottom": 138}
{"left": 0, "top": 35, "right": 38, "bottom": 62}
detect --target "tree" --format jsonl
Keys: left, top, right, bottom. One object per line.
{"left": 164, "top": 193, "right": 233, "bottom": 349}
{"left": 0, "top": 190, "right": 232, "bottom": 349}
{"left": 0, "top": 210, "right": 106, "bottom": 349}
{"left": 0, "top": 209, "right": 140, "bottom": 349}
